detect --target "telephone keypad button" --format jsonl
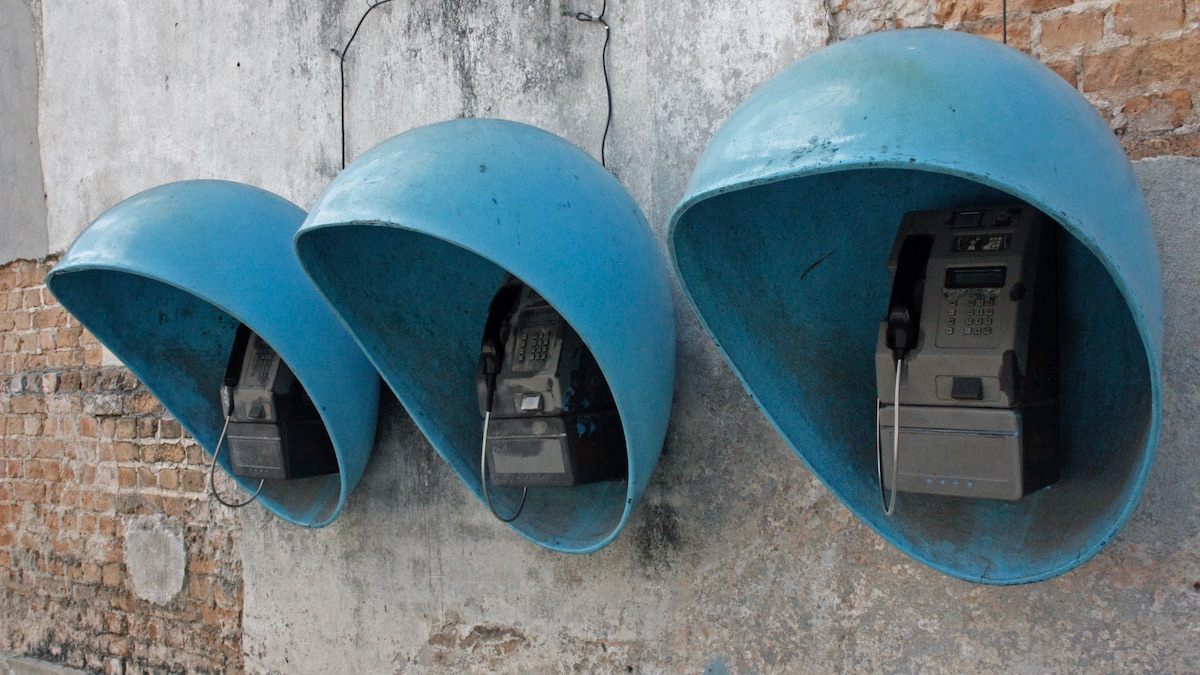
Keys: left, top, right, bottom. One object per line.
{"left": 983, "top": 327, "right": 992, "bottom": 335}
{"left": 945, "top": 328, "right": 953, "bottom": 334}
{"left": 948, "top": 309, "right": 955, "bottom": 316}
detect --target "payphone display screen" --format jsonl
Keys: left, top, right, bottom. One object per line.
{"left": 945, "top": 266, "right": 1007, "bottom": 289}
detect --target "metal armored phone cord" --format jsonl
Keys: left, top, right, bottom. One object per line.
{"left": 876, "top": 357, "right": 902, "bottom": 516}
{"left": 480, "top": 359, "right": 527, "bottom": 523}
{"left": 208, "top": 386, "right": 264, "bottom": 509}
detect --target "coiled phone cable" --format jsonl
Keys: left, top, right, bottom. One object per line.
{"left": 480, "top": 366, "right": 527, "bottom": 523}
{"left": 208, "top": 387, "right": 264, "bottom": 509}
{"left": 876, "top": 357, "right": 902, "bottom": 516}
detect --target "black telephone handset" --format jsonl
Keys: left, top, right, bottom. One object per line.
{"left": 885, "top": 235, "right": 934, "bottom": 360}
{"left": 876, "top": 206, "right": 1059, "bottom": 508}
{"left": 220, "top": 324, "right": 338, "bottom": 481}
{"left": 476, "top": 276, "right": 626, "bottom": 504}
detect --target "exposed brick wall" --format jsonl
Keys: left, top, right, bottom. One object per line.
{"left": 830, "top": 0, "right": 1200, "bottom": 159}
{"left": 0, "top": 258, "right": 244, "bottom": 675}
{"left": 940, "top": 0, "right": 1200, "bottom": 158}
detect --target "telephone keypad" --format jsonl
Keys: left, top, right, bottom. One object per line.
{"left": 938, "top": 291, "right": 1002, "bottom": 348}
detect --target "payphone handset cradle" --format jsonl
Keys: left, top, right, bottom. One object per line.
{"left": 476, "top": 275, "right": 627, "bottom": 523}
{"left": 875, "top": 206, "right": 1060, "bottom": 514}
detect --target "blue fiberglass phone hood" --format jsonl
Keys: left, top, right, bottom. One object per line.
{"left": 294, "top": 119, "right": 676, "bottom": 553}
{"left": 46, "top": 180, "right": 380, "bottom": 527}
{"left": 668, "top": 29, "right": 1163, "bottom": 583}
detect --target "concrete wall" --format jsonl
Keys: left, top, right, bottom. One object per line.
{"left": 0, "top": 0, "right": 48, "bottom": 265}
{"left": 21, "top": 0, "right": 1200, "bottom": 672}
{"left": 239, "top": 158, "right": 1200, "bottom": 673}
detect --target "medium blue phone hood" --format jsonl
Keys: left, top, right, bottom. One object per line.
{"left": 295, "top": 119, "right": 676, "bottom": 553}
{"left": 46, "top": 181, "right": 381, "bottom": 527}
{"left": 669, "top": 29, "right": 1163, "bottom": 583}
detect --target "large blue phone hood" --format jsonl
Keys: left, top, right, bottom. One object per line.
{"left": 46, "top": 181, "right": 381, "bottom": 527}
{"left": 669, "top": 29, "right": 1163, "bottom": 583}
{"left": 295, "top": 119, "right": 676, "bottom": 553}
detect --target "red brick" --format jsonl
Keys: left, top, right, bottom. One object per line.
{"left": 14, "top": 482, "right": 46, "bottom": 501}
{"left": 113, "top": 442, "right": 139, "bottom": 462}
{"left": 101, "top": 563, "right": 122, "bottom": 587}
{"left": 84, "top": 346, "right": 104, "bottom": 368}
{"left": 137, "top": 419, "right": 157, "bottom": 438}
{"left": 158, "top": 469, "right": 180, "bottom": 490}
{"left": 1125, "top": 89, "right": 1193, "bottom": 133}
{"left": 117, "top": 467, "right": 136, "bottom": 488}
{"left": 1114, "top": 0, "right": 1184, "bottom": 36}
{"left": 1038, "top": 9, "right": 1105, "bottom": 54}
{"left": 77, "top": 464, "right": 96, "bottom": 485}
{"left": 79, "top": 416, "right": 97, "bottom": 438}
{"left": 114, "top": 419, "right": 137, "bottom": 439}
{"left": 159, "top": 419, "right": 182, "bottom": 439}
{"left": 1082, "top": 34, "right": 1200, "bottom": 91}
{"left": 11, "top": 396, "right": 44, "bottom": 415}
{"left": 161, "top": 496, "right": 191, "bottom": 518}
{"left": 1124, "top": 131, "right": 1200, "bottom": 158}
{"left": 0, "top": 266, "right": 17, "bottom": 292}
{"left": 936, "top": 0, "right": 1002, "bottom": 23}
{"left": 98, "top": 516, "right": 118, "bottom": 536}
{"left": 56, "top": 325, "right": 84, "bottom": 349}
{"left": 32, "top": 306, "right": 66, "bottom": 329}
{"left": 964, "top": 16, "right": 1032, "bottom": 52}
{"left": 181, "top": 470, "right": 206, "bottom": 493}
{"left": 126, "top": 395, "right": 163, "bottom": 415}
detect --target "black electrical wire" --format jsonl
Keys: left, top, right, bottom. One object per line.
{"left": 565, "top": 0, "right": 612, "bottom": 167}
{"left": 337, "top": 0, "right": 396, "bottom": 169}
{"left": 1003, "top": 0, "right": 1008, "bottom": 45}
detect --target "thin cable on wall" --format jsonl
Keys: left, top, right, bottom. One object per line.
{"left": 564, "top": 0, "right": 612, "bottom": 167}
{"left": 1003, "top": 0, "right": 1008, "bottom": 45}
{"left": 334, "top": 0, "right": 396, "bottom": 170}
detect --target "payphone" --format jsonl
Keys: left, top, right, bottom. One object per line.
{"left": 876, "top": 205, "right": 1059, "bottom": 513}
{"left": 477, "top": 276, "right": 626, "bottom": 521}
{"left": 210, "top": 324, "right": 339, "bottom": 507}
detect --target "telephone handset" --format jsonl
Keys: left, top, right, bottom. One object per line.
{"left": 217, "top": 324, "right": 338, "bottom": 486}
{"left": 476, "top": 275, "right": 626, "bottom": 520}
{"left": 875, "top": 206, "right": 1059, "bottom": 510}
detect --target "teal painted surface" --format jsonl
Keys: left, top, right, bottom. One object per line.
{"left": 669, "top": 29, "right": 1163, "bottom": 583}
{"left": 295, "top": 119, "right": 676, "bottom": 553}
{"left": 46, "top": 180, "right": 380, "bottom": 527}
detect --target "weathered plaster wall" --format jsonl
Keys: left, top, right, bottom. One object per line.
{"left": 238, "top": 158, "right": 1200, "bottom": 673}
{"left": 20, "top": 0, "right": 1200, "bottom": 673}
{"left": 0, "top": 0, "right": 48, "bottom": 265}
